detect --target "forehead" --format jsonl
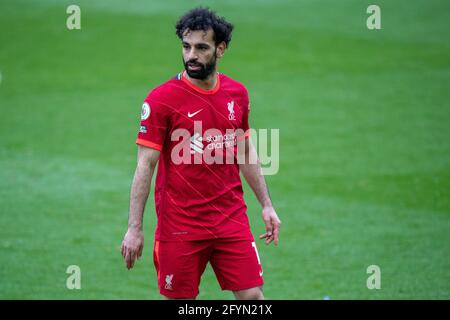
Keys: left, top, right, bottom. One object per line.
{"left": 182, "top": 28, "right": 215, "bottom": 45}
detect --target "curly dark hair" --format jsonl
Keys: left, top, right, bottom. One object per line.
{"left": 175, "top": 7, "right": 234, "bottom": 47}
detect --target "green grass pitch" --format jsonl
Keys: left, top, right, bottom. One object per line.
{"left": 0, "top": 0, "right": 449, "bottom": 299}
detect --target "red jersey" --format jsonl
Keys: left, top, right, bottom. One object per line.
{"left": 136, "top": 71, "right": 253, "bottom": 241}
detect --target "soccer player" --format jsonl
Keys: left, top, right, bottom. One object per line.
{"left": 121, "top": 7, "right": 281, "bottom": 300}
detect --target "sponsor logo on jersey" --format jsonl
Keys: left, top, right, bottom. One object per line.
{"left": 188, "top": 109, "right": 203, "bottom": 118}
{"left": 190, "top": 132, "right": 204, "bottom": 154}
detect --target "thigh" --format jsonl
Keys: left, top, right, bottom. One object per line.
{"left": 153, "top": 240, "right": 212, "bottom": 299}
{"left": 210, "top": 239, "right": 264, "bottom": 291}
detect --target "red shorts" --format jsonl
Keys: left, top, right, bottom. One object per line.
{"left": 153, "top": 238, "right": 264, "bottom": 299}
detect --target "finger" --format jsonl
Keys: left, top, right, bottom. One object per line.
{"left": 130, "top": 250, "right": 136, "bottom": 268}
{"left": 138, "top": 244, "right": 144, "bottom": 259}
{"left": 260, "top": 233, "right": 271, "bottom": 241}
{"left": 273, "top": 223, "right": 280, "bottom": 246}
{"left": 273, "top": 228, "right": 280, "bottom": 246}
{"left": 265, "top": 223, "right": 273, "bottom": 237}
{"left": 125, "top": 249, "right": 132, "bottom": 269}
{"left": 263, "top": 215, "right": 273, "bottom": 236}
{"left": 121, "top": 243, "right": 126, "bottom": 258}
{"left": 266, "top": 234, "right": 274, "bottom": 245}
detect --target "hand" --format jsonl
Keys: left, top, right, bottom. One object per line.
{"left": 259, "top": 206, "right": 281, "bottom": 246}
{"left": 121, "top": 227, "right": 144, "bottom": 270}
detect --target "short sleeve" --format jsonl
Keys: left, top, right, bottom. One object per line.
{"left": 136, "top": 91, "right": 170, "bottom": 151}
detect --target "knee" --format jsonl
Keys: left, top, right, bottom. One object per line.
{"left": 233, "top": 286, "right": 264, "bottom": 300}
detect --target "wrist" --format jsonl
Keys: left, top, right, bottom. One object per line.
{"left": 128, "top": 223, "right": 142, "bottom": 232}
{"left": 262, "top": 200, "right": 273, "bottom": 209}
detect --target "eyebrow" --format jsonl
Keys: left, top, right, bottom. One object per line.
{"left": 182, "top": 41, "right": 211, "bottom": 48}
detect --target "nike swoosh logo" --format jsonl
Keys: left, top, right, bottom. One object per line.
{"left": 188, "top": 109, "right": 203, "bottom": 118}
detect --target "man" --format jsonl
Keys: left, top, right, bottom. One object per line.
{"left": 121, "top": 7, "right": 281, "bottom": 300}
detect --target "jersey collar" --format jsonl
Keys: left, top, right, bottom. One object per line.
{"left": 181, "top": 70, "right": 220, "bottom": 95}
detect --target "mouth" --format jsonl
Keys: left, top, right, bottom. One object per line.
{"left": 187, "top": 63, "right": 202, "bottom": 71}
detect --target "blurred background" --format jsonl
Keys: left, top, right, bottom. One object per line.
{"left": 0, "top": 0, "right": 449, "bottom": 299}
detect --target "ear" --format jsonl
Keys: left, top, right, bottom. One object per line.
{"left": 216, "top": 41, "right": 226, "bottom": 58}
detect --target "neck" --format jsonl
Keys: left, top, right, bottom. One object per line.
{"left": 184, "top": 70, "right": 218, "bottom": 90}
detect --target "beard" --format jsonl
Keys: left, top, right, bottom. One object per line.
{"left": 183, "top": 54, "right": 217, "bottom": 80}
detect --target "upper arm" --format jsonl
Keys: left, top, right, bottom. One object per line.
{"left": 243, "top": 138, "right": 251, "bottom": 155}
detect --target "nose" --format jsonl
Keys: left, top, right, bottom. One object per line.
{"left": 186, "top": 47, "right": 198, "bottom": 62}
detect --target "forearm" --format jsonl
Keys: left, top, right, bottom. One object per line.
{"left": 128, "top": 162, "right": 154, "bottom": 231}
{"left": 239, "top": 142, "right": 272, "bottom": 208}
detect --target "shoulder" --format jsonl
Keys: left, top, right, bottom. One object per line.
{"left": 145, "top": 74, "right": 184, "bottom": 103}
{"left": 220, "top": 74, "right": 250, "bottom": 111}
{"left": 219, "top": 73, "right": 249, "bottom": 96}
